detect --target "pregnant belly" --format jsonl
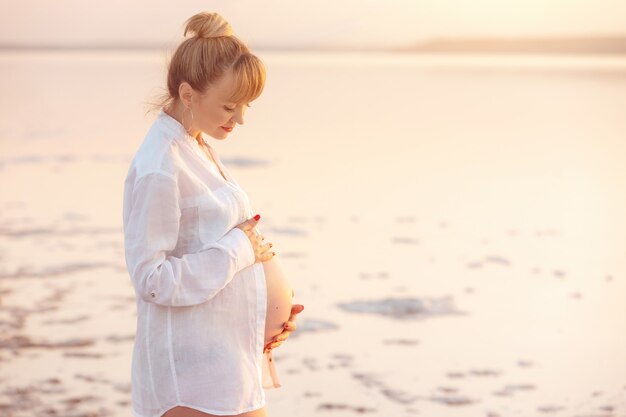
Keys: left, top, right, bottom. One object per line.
{"left": 262, "top": 256, "right": 293, "bottom": 345}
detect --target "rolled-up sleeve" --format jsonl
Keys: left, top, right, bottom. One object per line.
{"left": 123, "top": 171, "right": 256, "bottom": 307}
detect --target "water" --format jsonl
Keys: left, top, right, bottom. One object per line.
{"left": 1, "top": 50, "right": 625, "bottom": 416}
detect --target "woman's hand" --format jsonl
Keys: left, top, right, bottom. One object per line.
{"left": 236, "top": 214, "right": 275, "bottom": 263}
{"left": 264, "top": 304, "right": 305, "bottom": 353}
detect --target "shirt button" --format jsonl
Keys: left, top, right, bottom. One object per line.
{"left": 150, "top": 291, "right": 156, "bottom": 298}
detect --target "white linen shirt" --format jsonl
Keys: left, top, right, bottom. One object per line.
{"left": 123, "top": 109, "right": 281, "bottom": 417}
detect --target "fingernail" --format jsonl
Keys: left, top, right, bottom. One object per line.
{"left": 253, "top": 214, "right": 261, "bottom": 221}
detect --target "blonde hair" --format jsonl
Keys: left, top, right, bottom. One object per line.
{"left": 147, "top": 12, "right": 266, "bottom": 114}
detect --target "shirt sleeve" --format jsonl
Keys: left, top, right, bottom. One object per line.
{"left": 123, "top": 171, "right": 256, "bottom": 307}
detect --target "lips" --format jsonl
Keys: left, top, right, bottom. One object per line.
{"left": 221, "top": 126, "right": 233, "bottom": 132}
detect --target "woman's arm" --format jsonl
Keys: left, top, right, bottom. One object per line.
{"left": 123, "top": 171, "right": 256, "bottom": 307}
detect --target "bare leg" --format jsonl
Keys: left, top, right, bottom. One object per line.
{"left": 162, "top": 405, "right": 267, "bottom": 417}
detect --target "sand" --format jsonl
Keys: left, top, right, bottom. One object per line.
{"left": 0, "top": 50, "right": 625, "bottom": 416}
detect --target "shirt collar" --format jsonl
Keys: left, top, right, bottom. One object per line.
{"left": 156, "top": 109, "right": 199, "bottom": 145}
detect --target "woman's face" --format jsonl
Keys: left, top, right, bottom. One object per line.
{"left": 191, "top": 68, "right": 250, "bottom": 140}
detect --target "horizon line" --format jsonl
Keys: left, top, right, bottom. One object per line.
{"left": 2, "top": 33, "right": 626, "bottom": 54}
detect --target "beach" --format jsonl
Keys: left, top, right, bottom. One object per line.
{"left": 0, "top": 50, "right": 625, "bottom": 416}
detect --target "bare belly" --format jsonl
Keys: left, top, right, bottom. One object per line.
{"left": 262, "top": 256, "right": 293, "bottom": 345}
{"left": 162, "top": 405, "right": 267, "bottom": 417}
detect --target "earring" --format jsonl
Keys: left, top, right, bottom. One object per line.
{"left": 181, "top": 106, "right": 195, "bottom": 136}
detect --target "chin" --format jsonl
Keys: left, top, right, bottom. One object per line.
{"left": 205, "top": 131, "right": 228, "bottom": 140}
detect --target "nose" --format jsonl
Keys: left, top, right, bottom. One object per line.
{"left": 234, "top": 105, "right": 246, "bottom": 125}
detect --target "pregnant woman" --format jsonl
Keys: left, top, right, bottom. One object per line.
{"left": 122, "top": 12, "right": 304, "bottom": 417}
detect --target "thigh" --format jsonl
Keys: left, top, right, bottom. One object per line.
{"left": 162, "top": 405, "right": 268, "bottom": 417}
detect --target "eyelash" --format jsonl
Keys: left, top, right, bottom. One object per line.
{"left": 225, "top": 104, "right": 252, "bottom": 112}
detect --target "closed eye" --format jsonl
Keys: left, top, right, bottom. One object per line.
{"left": 225, "top": 104, "right": 252, "bottom": 112}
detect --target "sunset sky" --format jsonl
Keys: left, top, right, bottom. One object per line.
{"left": 1, "top": 0, "right": 626, "bottom": 48}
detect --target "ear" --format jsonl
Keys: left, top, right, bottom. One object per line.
{"left": 178, "top": 82, "right": 194, "bottom": 108}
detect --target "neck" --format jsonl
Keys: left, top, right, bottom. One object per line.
{"left": 164, "top": 100, "right": 201, "bottom": 139}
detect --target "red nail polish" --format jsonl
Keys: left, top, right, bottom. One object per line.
{"left": 253, "top": 214, "right": 260, "bottom": 221}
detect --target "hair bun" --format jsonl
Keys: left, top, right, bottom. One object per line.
{"left": 184, "top": 12, "right": 233, "bottom": 39}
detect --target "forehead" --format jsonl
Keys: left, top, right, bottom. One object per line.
{"left": 210, "top": 69, "right": 238, "bottom": 102}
